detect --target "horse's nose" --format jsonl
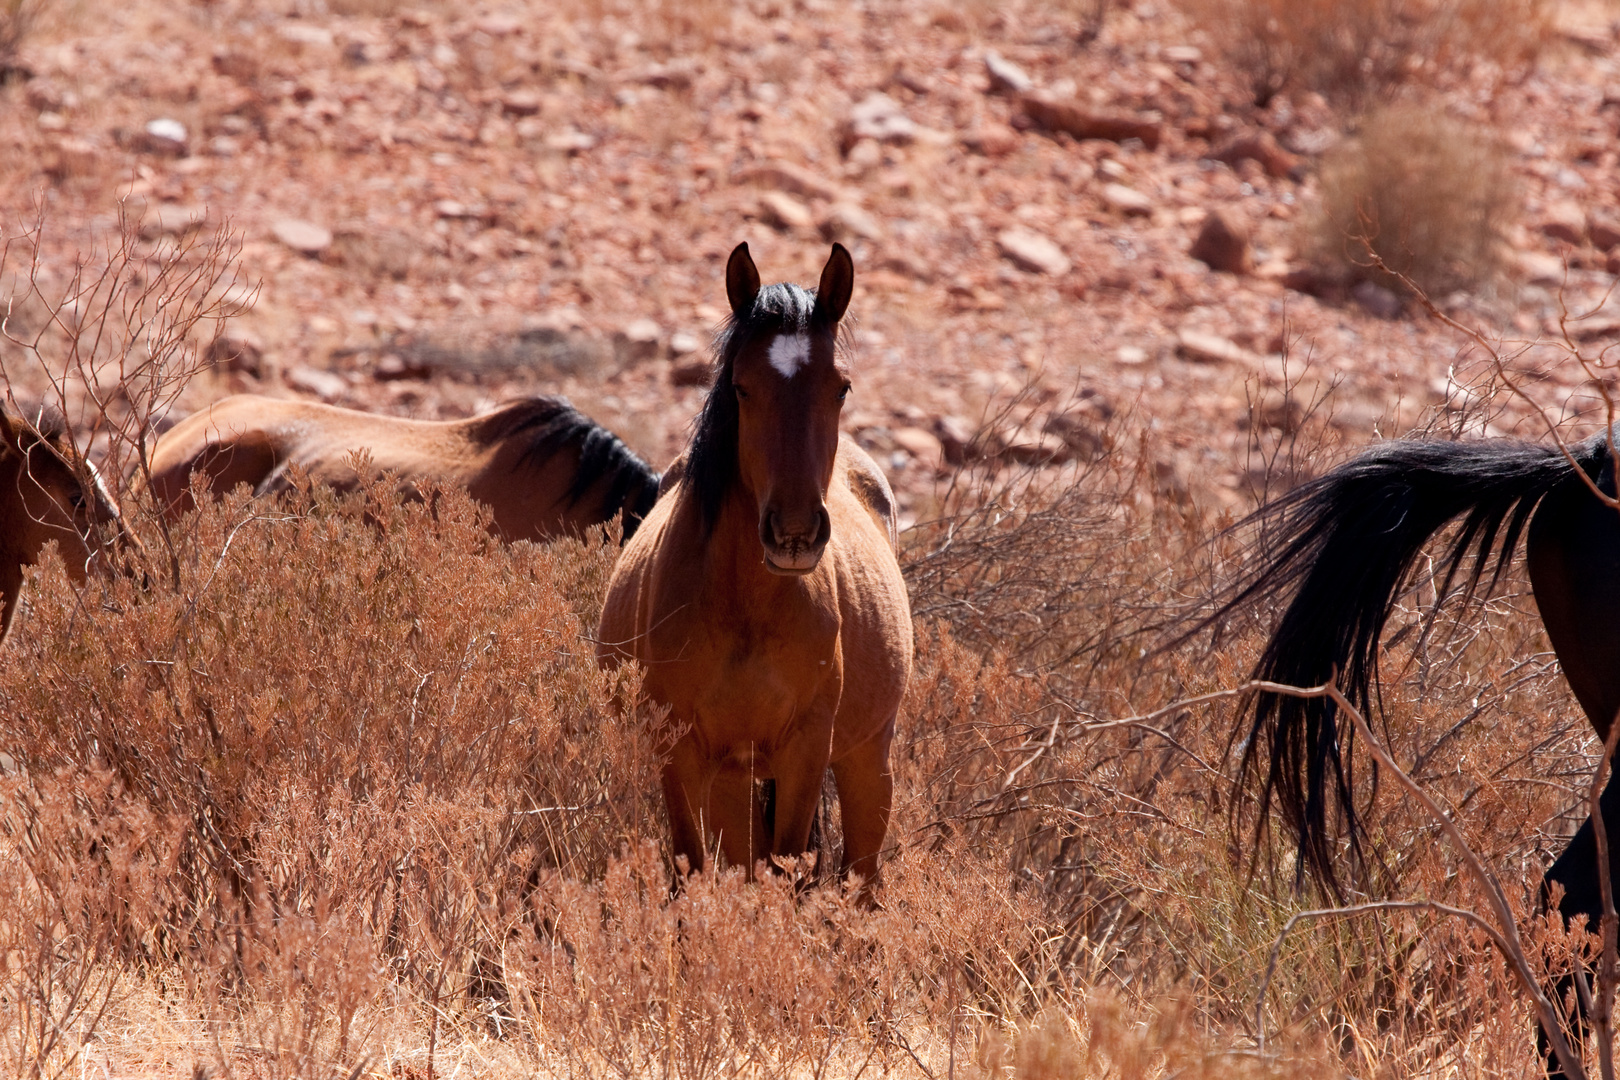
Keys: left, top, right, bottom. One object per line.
{"left": 759, "top": 505, "right": 831, "bottom": 573}
{"left": 763, "top": 505, "right": 830, "bottom": 549}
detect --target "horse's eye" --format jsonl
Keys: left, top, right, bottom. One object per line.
{"left": 68, "top": 490, "right": 86, "bottom": 510}
{"left": 837, "top": 383, "right": 851, "bottom": 402}
{"left": 735, "top": 385, "right": 750, "bottom": 401}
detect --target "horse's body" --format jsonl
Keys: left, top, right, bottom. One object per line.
{"left": 1206, "top": 431, "right": 1620, "bottom": 1077}
{"left": 1, "top": 406, "right": 138, "bottom": 642}
{"left": 598, "top": 244, "right": 912, "bottom": 888}
{"left": 148, "top": 394, "right": 661, "bottom": 542}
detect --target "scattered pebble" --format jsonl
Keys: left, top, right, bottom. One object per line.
{"left": 272, "top": 219, "right": 333, "bottom": 256}
{"left": 996, "top": 228, "right": 1071, "bottom": 276}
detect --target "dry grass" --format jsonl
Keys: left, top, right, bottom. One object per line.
{"left": 0, "top": 219, "right": 1614, "bottom": 1079}
{"left": 1178, "top": 0, "right": 1554, "bottom": 107}
{"left": 1304, "top": 102, "right": 1518, "bottom": 299}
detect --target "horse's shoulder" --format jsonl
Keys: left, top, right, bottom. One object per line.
{"left": 837, "top": 436, "right": 899, "bottom": 551}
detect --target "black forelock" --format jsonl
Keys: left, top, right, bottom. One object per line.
{"left": 685, "top": 281, "right": 828, "bottom": 531}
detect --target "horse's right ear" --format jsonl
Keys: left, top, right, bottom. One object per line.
{"left": 726, "top": 243, "right": 760, "bottom": 315}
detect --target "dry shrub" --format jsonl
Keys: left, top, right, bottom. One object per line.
{"left": 557, "top": 0, "right": 731, "bottom": 55}
{"left": 0, "top": 0, "right": 48, "bottom": 74}
{"left": 1305, "top": 103, "right": 1517, "bottom": 298}
{"left": 1179, "top": 0, "right": 1554, "bottom": 106}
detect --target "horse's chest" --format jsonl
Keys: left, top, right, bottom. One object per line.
{"left": 649, "top": 602, "right": 840, "bottom": 747}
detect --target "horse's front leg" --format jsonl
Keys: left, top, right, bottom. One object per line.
{"left": 830, "top": 721, "right": 895, "bottom": 893}
{"left": 662, "top": 738, "right": 710, "bottom": 877}
{"left": 768, "top": 715, "right": 837, "bottom": 871}
{"left": 709, "top": 764, "right": 769, "bottom": 876}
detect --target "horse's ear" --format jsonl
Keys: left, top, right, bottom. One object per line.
{"left": 814, "top": 243, "right": 853, "bottom": 327}
{"left": 726, "top": 243, "right": 760, "bottom": 316}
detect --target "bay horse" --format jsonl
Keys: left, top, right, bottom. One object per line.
{"left": 1202, "top": 429, "right": 1620, "bottom": 1076}
{"left": 148, "top": 394, "right": 661, "bottom": 542}
{"left": 1, "top": 405, "right": 140, "bottom": 643}
{"left": 597, "top": 243, "right": 912, "bottom": 890}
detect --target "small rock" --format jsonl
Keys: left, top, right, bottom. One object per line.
{"left": 1570, "top": 317, "right": 1620, "bottom": 343}
{"left": 671, "top": 358, "right": 712, "bottom": 387}
{"left": 1351, "top": 280, "right": 1403, "bottom": 319}
{"left": 669, "top": 330, "right": 702, "bottom": 357}
{"left": 140, "top": 118, "right": 189, "bottom": 156}
{"left": 1189, "top": 208, "right": 1251, "bottom": 274}
{"left": 758, "top": 191, "right": 814, "bottom": 231}
{"left": 1043, "top": 413, "right": 1106, "bottom": 460}
{"left": 285, "top": 365, "right": 347, "bottom": 401}
{"left": 212, "top": 49, "right": 259, "bottom": 82}
{"left": 1019, "top": 92, "right": 1162, "bottom": 149}
{"left": 434, "top": 199, "right": 487, "bottom": 220}
{"left": 615, "top": 318, "right": 662, "bottom": 364}
{"left": 1540, "top": 201, "right": 1588, "bottom": 246}
{"left": 1590, "top": 216, "right": 1620, "bottom": 253}
{"left": 1163, "top": 45, "right": 1202, "bottom": 63}
{"left": 545, "top": 129, "right": 596, "bottom": 153}
{"left": 140, "top": 203, "right": 208, "bottom": 240}
{"left": 819, "top": 201, "right": 883, "bottom": 242}
{"left": 1101, "top": 183, "right": 1153, "bottom": 217}
{"left": 1116, "top": 345, "right": 1148, "bottom": 365}
{"left": 734, "top": 161, "right": 844, "bottom": 202}
{"left": 846, "top": 92, "right": 917, "bottom": 148}
{"left": 1209, "top": 131, "right": 1301, "bottom": 180}
{"left": 892, "top": 426, "right": 945, "bottom": 470}
{"left": 1281, "top": 264, "right": 1338, "bottom": 297}
{"left": 996, "top": 425, "right": 1070, "bottom": 466}
{"left": 1518, "top": 250, "right": 1567, "bottom": 286}
{"left": 272, "top": 219, "right": 333, "bottom": 257}
{"left": 278, "top": 24, "right": 335, "bottom": 47}
{"left": 960, "top": 125, "right": 1019, "bottom": 157}
{"left": 203, "top": 330, "right": 264, "bottom": 376}
{"left": 983, "top": 50, "right": 1034, "bottom": 94}
{"left": 845, "top": 138, "right": 883, "bottom": 170}
{"left": 500, "top": 90, "right": 542, "bottom": 117}
{"left": 996, "top": 228, "right": 1071, "bottom": 276}
{"left": 373, "top": 353, "right": 430, "bottom": 380}
{"left": 1251, "top": 387, "right": 1304, "bottom": 435}
{"left": 934, "top": 415, "right": 978, "bottom": 464}
{"left": 218, "top": 283, "right": 258, "bottom": 315}
{"left": 45, "top": 137, "right": 99, "bottom": 180}
{"left": 25, "top": 79, "right": 65, "bottom": 112}
{"left": 1177, "top": 329, "right": 1256, "bottom": 366}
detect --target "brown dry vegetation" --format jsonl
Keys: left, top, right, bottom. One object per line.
{"left": 0, "top": 366, "right": 1610, "bottom": 1077}
{"left": 1177, "top": 0, "right": 1555, "bottom": 107}
{"left": 6, "top": 0, "right": 1620, "bottom": 1076}
{"left": 1306, "top": 103, "right": 1519, "bottom": 298}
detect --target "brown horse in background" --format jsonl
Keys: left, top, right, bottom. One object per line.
{"left": 598, "top": 243, "right": 912, "bottom": 890}
{"left": 148, "top": 394, "right": 661, "bottom": 542}
{"left": 1, "top": 406, "right": 141, "bottom": 642}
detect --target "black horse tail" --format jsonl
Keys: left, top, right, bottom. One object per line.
{"left": 1208, "top": 432, "right": 1612, "bottom": 897}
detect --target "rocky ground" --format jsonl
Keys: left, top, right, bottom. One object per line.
{"left": 5, "top": 0, "right": 1620, "bottom": 526}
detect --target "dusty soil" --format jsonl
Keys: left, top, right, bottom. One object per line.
{"left": 5, "top": 0, "right": 1620, "bottom": 524}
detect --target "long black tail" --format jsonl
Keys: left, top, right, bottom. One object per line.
{"left": 1208, "top": 432, "right": 1610, "bottom": 896}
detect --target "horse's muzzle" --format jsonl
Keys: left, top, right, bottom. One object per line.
{"left": 761, "top": 507, "right": 831, "bottom": 576}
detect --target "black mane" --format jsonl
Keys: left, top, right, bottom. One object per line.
{"left": 472, "top": 396, "right": 662, "bottom": 539}
{"left": 685, "top": 281, "right": 822, "bottom": 530}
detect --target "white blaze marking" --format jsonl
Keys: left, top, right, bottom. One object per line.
{"left": 767, "top": 334, "right": 811, "bottom": 379}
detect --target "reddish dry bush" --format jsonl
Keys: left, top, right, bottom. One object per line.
{"left": 1305, "top": 103, "right": 1518, "bottom": 298}
{"left": 1179, "top": 0, "right": 1553, "bottom": 107}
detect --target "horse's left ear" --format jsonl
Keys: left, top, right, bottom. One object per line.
{"left": 814, "top": 243, "right": 853, "bottom": 327}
